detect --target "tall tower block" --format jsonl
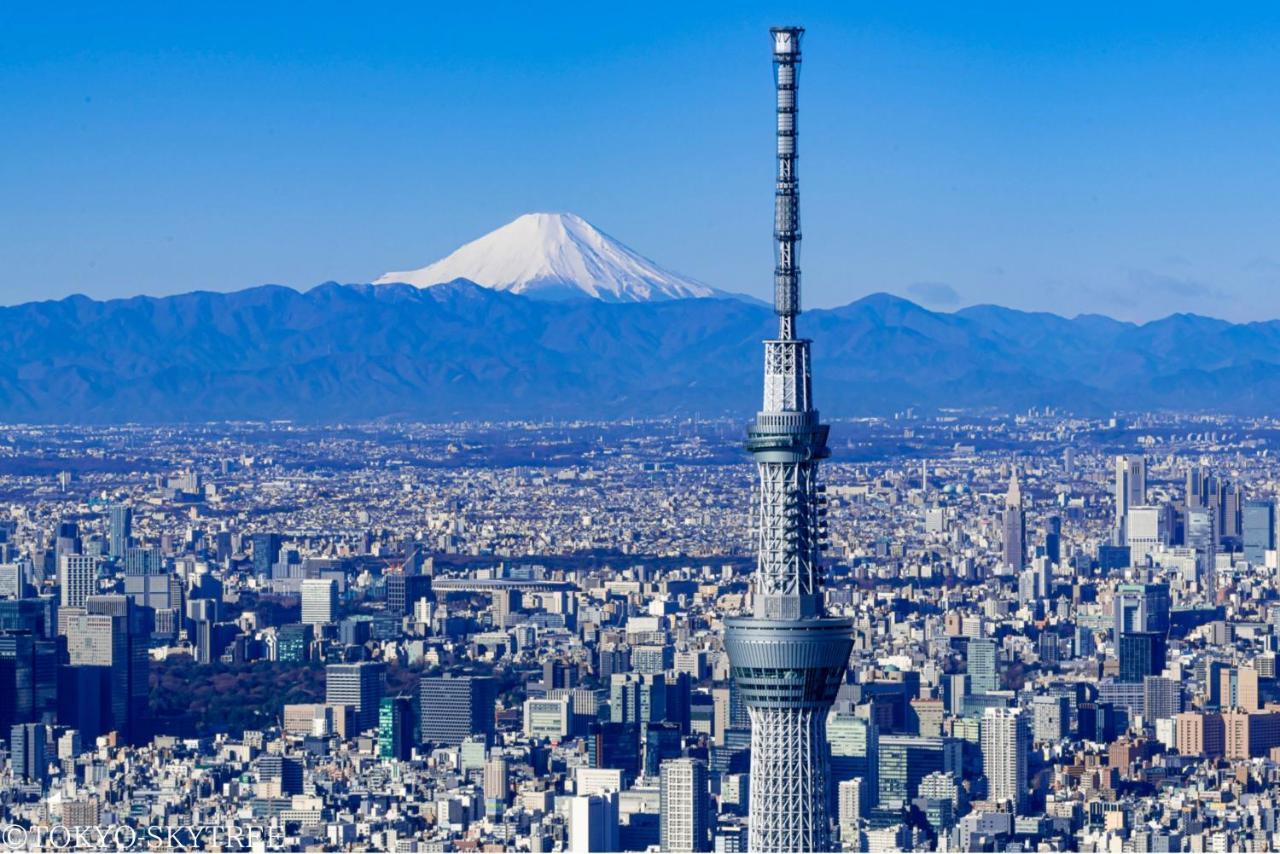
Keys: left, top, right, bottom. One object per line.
{"left": 723, "top": 27, "right": 854, "bottom": 853}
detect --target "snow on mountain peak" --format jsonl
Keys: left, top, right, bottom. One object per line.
{"left": 373, "top": 212, "right": 724, "bottom": 302}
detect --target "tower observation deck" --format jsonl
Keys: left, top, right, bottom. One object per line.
{"left": 722, "top": 27, "right": 854, "bottom": 853}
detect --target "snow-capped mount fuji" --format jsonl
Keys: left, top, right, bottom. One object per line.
{"left": 373, "top": 212, "right": 728, "bottom": 302}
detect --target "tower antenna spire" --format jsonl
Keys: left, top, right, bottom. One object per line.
{"left": 772, "top": 25, "right": 802, "bottom": 341}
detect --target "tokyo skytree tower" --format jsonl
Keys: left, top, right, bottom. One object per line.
{"left": 723, "top": 27, "right": 855, "bottom": 853}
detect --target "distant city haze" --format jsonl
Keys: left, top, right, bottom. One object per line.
{"left": 4, "top": 4, "right": 1280, "bottom": 321}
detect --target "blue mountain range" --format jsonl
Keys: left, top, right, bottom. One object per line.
{"left": 0, "top": 280, "right": 1274, "bottom": 422}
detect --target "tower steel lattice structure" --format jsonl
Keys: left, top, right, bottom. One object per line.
{"left": 723, "top": 27, "right": 854, "bottom": 853}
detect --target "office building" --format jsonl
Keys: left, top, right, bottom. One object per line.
{"left": 660, "top": 758, "right": 712, "bottom": 852}
{"left": 1144, "top": 675, "right": 1183, "bottom": 722}
{"left": 829, "top": 713, "right": 878, "bottom": 811}
{"left": 1119, "top": 632, "right": 1167, "bottom": 684}
{"left": 10, "top": 722, "right": 47, "bottom": 784}
{"left": 386, "top": 572, "right": 432, "bottom": 617}
{"left": 877, "top": 735, "right": 963, "bottom": 806}
{"left": 1220, "top": 666, "right": 1260, "bottom": 712}
{"left": 301, "top": 578, "right": 338, "bottom": 626}
{"left": 377, "top": 695, "right": 413, "bottom": 761}
{"left": 250, "top": 533, "right": 282, "bottom": 578}
{"left": 1126, "top": 505, "right": 1171, "bottom": 562}
{"left": 59, "top": 555, "right": 98, "bottom": 609}
{"left": 967, "top": 637, "right": 999, "bottom": 695}
{"left": 419, "top": 675, "right": 496, "bottom": 745}
{"left": 108, "top": 505, "right": 132, "bottom": 560}
{"left": 1115, "top": 455, "right": 1146, "bottom": 537}
{"left": 1243, "top": 499, "right": 1275, "bottom": 565}
{"left": 568, "top": 792, "right": 619, "bottom": 854}
{"left": 123, "top": 546, "right": 163, "bottom": 577}
{"left": 325, "top": 661, "right": 385, "bottom": 733}
{"left": 64, "top": 596, "right": 150, "bottom": 745}
{"left": 524, "top": 695, "right": 571, "bottom": 739}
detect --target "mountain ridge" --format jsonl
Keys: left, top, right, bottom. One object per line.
{"left": 0, "top": 281, "right": 1277, "bottom": 422}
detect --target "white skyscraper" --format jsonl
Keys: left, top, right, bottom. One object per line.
{"left": 59, "top": 554, "right": 98, "bottom": 609}
{"left": 660, "top": 758, "right": 711, "bottom": 852}
{"left": 1114, "top": 454, "right": 1146, "bottom": 537}
{"left": 837, "top": 777, "right": 864, "bottom": 842}
{"left": 300, "top": 578, "right": 337, "bottom": 625}
{"left": 1126, "top": 504, "right": 1171, "bottom": 562}
{"left": 568, "top": 792, "right": 619, "bottom": 854}
{"left": 981, "top": 707, "right": 1028, "bottom": 813}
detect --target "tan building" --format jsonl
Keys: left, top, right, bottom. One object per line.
{"left": 1223, "top": 710, "right": 1280, "bottom": 759}
{"left": 1175, "top": 712, "right": 1225, "bottom": 758}
{"left": 1220, "top": 666, "right": 1260, "bottom": 712}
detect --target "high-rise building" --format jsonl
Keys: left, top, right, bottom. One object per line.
{"left": 10, "top": 722, "right": 47, "bottom": 784}
{"left": 386, "top": 573, "right": 432, "bottom": 617}
{"left": 300, "top": 578, "right": 338, "bottom": 626}
{"left": 275, "top": 623, "right": 312, "bottom": 663}
{"left": 484, "top": 757, "right": 509, "bottom": 818}
{"left": 377, "top": 695, "right": 414, "bottom": 761}
{"left": 107, "top": 504, "right": 132, "bottom": 560}
{"left": 1002, "top": 470, "right": 1026, "bottom": 572}
{"left": 981, "top": 707, "right": 1028, "bottom": 813}
{"left": 1187, "top": 466, "right": 1209, "bottom": 508}
{"left": 722, "top": 27, "right": 854, "bottom": 853}
{"left": 828, "top": 713, "right": 878, "bottom": 812}
{"left": 0, "top": 628, "right": 55, "bottom": 732}
{"left": 1114, "top": 582, "right": 1171, "bottom": 638}
{"left": 250, "top": 533, "right": 281, "bottom": 578}
{"left": 123, "top": 546, "right": 163, "bottom": 577}
{"left": 967, "top": 637, "right": 999, "bottom": 695}
{"left": 325, "top": 661, "right": 385, "bottom": 733}
{"left": 63, "top": 595, "right": 150, "bottom": 745}
{"left": 59, "top": 555, "right": 98, "bottom": 609}
{"left": 1243, "top": 499, "right": 1275, "bottom": 565}
{"left": 836, "top": 777, "right": 863, "bottom": 843}
{"left": 1030, "top": 695, "right": 1069, "bottom": 743}
{"left": 419, "top": 675, "right": 496, "bottom": 746}
{"left": 1144, "top": 675, "right": 1183, "bottom": 722}
{"left": 568, "top": 792, "right": 619, "bottom": 854}
{"left": 877, "top": 735, "right": 963, "bottom": 806}
{"left": 1185, "top": 505, "right": 1218, "bottom": 600}
{"left": 660, "top": 758, "right": 712, "bottom": 852}
{"left": 1126, "top": 505, "right": 1172, "bottom": 562}
{"left": 256, "top": 754, "right": 304, "bottom": 797}
{"left": 1220, "top": 666, "right": 1260, "bottom": 712}
{"left": 610, "top": 672, "right": 668, "bottom": 727}
{"left": 1119, "top": 632, "right": 1167, "bottom": 684}
{"left": 1114, "top": 455, "right": 1146, "bottom": 538}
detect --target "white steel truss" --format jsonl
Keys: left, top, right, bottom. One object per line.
{"left": 746, "top": 705, "right": 832, "bottom": 852}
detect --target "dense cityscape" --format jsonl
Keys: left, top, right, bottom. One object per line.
{"left": 0, "top": 412, "right": 1277, "bottom": 850}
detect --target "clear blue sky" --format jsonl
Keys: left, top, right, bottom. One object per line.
{"left": 3, "top": 2, "right": 1280, "bottom": 321}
